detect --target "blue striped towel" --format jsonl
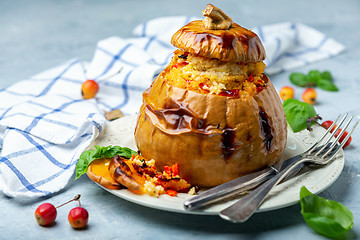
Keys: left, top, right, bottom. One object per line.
{"left": 0, "top": 16, "right": 345, "bottom": 198}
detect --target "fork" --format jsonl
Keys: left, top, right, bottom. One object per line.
{"left": 219, "top": 114, "right": 358, "bottom": 223}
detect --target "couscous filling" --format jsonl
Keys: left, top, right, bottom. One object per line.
{"left": 160, "top": 49, "right": 267, "bottom": 101}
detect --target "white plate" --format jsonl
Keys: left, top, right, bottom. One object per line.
{"left": 91, "top": 115, "right": 344, "bottom": 215}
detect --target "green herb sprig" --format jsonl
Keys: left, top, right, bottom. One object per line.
{"left": 300, "top": 186, "right": 353, "bottom": 239}
{"left": 283, "top": 98, "right": 317, "bottom": 132}
{"left": 290, "top": 70, "right": 338, "bottom": 91}
{"left": 75, "top": 145, "right": 137, "bottom": 179}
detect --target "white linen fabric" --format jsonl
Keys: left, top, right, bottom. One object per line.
{"left": 0, "top": 16, "right": 345, "bottom": 198}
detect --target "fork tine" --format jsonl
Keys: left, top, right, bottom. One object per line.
{"left": 308, "top": 114, "right": 341, "bottom": 154}
{"left": 320, "top": 115, "right": 354, "bottom": 157}
{"left": 330, "top": 113, "right": 349, "bottom": 136}
{"left": 310, "top": 114, "right": 347, "bottom": 155}
{"left": 326, "top": 121, "right": 358, "bottom": 161}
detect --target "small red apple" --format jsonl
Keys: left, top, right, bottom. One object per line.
{"left": 35, "top": 203, "right": 57, "bottom": 226}
{"left": 68, "top": 207, "right": 89, "bottom": 229}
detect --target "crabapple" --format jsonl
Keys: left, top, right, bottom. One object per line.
{"left": 81, "top": 80, "right": 99, "bottom": 99}
{"left": 35, "top": 203, "right": 57, "bottom": 226}
{"left": 302, "top": 88, "right": 317, "bottom": 105}
{"left": 68, "top": 207, "right": 89, "bottom": 229}
{"left": 279, "top": 86, "right": 295, "bottom": 101}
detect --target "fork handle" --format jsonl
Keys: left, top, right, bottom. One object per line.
{"left": 219, "top": 160, "right": 307, "bottom": 223}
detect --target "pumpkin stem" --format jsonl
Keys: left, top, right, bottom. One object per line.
{"left": 202, "top": 4, "right": 233, "bottom": 30}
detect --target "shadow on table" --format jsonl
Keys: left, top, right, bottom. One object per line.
{"left": 131, "top": 203, "right": 303, "bottom": 234}
{"left": 95, "top": 187, "right": 303, "bottom": 236}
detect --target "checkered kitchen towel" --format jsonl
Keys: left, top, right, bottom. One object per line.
{"left": 0, "top": 16, "right": 345, "bottom": 198}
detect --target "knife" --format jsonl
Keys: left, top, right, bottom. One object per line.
{"left": 183, "top": 154, "right": 302, "bottom": 210}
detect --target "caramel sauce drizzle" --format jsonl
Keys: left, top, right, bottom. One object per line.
{"left": 258, "top": 107, "right": 273, "bottom": 152}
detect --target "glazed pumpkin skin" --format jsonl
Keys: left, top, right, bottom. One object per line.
{"left": 134, "top": 4, "right": 287, "bottom": 187}
{"left": 135, "top": 74, "right": 287, "bottom": 187}
{"left": 171, "top": 20, "right": 266, "bottom": 63}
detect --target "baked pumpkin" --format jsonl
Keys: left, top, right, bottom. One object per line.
{"left": 134, "top": 4, "right": 287, "bottom": 187}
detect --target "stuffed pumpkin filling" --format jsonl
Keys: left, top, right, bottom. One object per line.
{"left": 162, "top": 49, "right": 267, "bottom": 100}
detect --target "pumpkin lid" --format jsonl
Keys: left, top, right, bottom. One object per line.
{"left": 171, "top": 4, "right": 266, "bottom": 63}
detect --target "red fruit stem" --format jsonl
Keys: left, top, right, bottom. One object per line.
{"left": 306, "top": 114, "right": 322, "bottom": 132}
{"left": 56, "top": 194, "right": 81, "bottom": 208}
{"left": 77, "top": 198, "right": 81, "bottom": 208}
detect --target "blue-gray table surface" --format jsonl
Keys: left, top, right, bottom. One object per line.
{"left": 1, "top": 0, "right": 359, "bottom": 239}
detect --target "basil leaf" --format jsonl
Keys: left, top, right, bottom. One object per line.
{"left": 300, "top": 186, "right": 353, "bottom": 238}
{"left": 105, "top": 145, "right": 136, "bottom": 159}
{"left": 92, "top": 145, "right": 112, "bottom": 159}
{"left": 75, "top": 150, "right": 95, "bottom": 180}
{"left": 283, "top": 99, "right": 317, "bottom": 132}
{"left": 317, "top": 79, "right": 339, "bottom": 91}
{"left": 307, "top": 70, "right": 322, "bottom": 85}
{"left": 321, "top": 71, "right": 332, "bottom": 81}
{"left": 290, "top": 73, "right": 308, "bottom": 87}
{"left": 75, "top": 145, "right": 137, "bottom": 179}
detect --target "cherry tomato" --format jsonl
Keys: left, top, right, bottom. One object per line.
{"left": 334, "top": 129, "right": 352, "bottom": 149}
{"left": 321, "top": 120, "right": 337, "bottom": 132}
